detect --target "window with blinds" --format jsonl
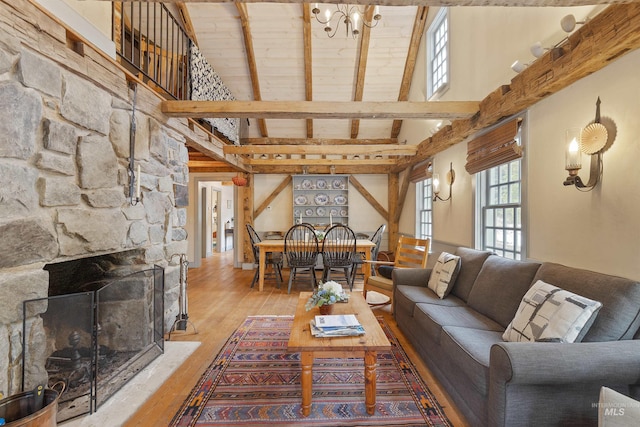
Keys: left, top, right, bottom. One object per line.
{"left": 474, "top": 116, "right": 526, "bottom": 260}
{"left": 465, "top": 118, "right": 522, "bottom": 175}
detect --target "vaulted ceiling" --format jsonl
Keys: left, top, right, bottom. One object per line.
{"left": 112, "top": 1, "right": 640, "bottom": 175}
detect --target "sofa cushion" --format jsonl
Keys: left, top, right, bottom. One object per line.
{"left": 467, "top": 256, "right": 542, "bottom": 328}
{"left": 396, "top": 284, "right": 466, "bottom": 311}
{"left": 534, "top": 263, "right": 640, "bottom": 342}
{"left": 413, "top": 303, "right": 504, "bottom": 344}
{"left": 428, "top": 252, "right": 462, "bottom": 298}
{"left": 451, "top": 247, "right": 493, "bottom": 302}
{"left": 503, "top": 280, "right": 603, "bottom": 343}
{"left": 440, "top": 326, "right": 504, "bottom": 396}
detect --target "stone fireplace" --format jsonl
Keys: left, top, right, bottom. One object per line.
{"left": 22, "top": 250, "right": 164, "bottom": 421}
{"left": 0, "top": 2, "right": 194, "bottom": 407}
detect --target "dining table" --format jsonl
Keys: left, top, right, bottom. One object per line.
{"left": 253, "top": 239, "right": 375, "bottom": 292}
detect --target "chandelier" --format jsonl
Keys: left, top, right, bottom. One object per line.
{"left": 312, "top": 3, "right": 381, "bottom": 38}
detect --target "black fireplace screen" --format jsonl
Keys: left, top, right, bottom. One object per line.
{"left": 22, "top": 265, "right": 164, "bottom": 422}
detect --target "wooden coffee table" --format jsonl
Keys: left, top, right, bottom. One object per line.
{"left": 287, "top": 291, "right": 392, "bottom": 416}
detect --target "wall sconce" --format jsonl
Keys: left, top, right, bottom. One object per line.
{"left": 433, "top": 162, "right": 455, "bottom": 202}
{"left": 561, "top": 14, "right": 587, "bottom": 33}
{"left": 563, "top": 98, "right": 612, "bottom": 191}
{"left": 511, "top": 60, "right": 529, "bottom": 73}
{"left": 530, "top": 42, "right": 549, "bottom": 58}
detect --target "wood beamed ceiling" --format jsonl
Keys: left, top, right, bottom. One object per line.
{"left": 113, "top": 2, "right": 640, "bottom": 175}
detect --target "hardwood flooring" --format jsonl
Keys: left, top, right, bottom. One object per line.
{"left": 124, "top": 251, "right": 468, "bottom": 426}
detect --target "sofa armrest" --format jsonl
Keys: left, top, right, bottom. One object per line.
{"left": 392, "top": 268, "right": 432, "bottom": 288}
{"left": 491, "top": 340, "right": 640, "bottom": 385}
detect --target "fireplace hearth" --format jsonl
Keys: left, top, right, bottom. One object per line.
{"left": 22, "top": 251, "right": 164, "bottom": 422}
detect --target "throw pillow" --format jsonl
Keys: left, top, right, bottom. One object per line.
{"left": 503, "top": 280, "right": 602, "bottom": 343}
{"left": 427, "top": 252, "right": 462, "bottom": 298}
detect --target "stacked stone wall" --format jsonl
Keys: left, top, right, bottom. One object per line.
{"left": 0, "top": 0, "right": 194, "bottom": 395}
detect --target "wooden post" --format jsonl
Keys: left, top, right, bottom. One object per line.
{"left": 388, "top": 172, "right": 399, "bottom": 253}
{"left": 240, "top": 173, "right": 253, "bottom": 264}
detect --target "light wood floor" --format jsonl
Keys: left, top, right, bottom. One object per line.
{"left": 124, "top": 251, "right": 468, "bottom": 426}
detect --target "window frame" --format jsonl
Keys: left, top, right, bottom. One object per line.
{"left": 474, "top": 114, "right": 528, "bottom": 259}
{"left": 416, "top": 177, "right": 434, "bottom": 241}
{"left": 426, "top": 8, "right": 450, "bottom": 100}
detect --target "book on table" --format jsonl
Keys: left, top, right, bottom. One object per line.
{"left": 310, "top": 314, "right": 365, "bottom": 337}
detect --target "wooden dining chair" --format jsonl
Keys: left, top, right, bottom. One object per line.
{"left": 321, "top": 224, "right": 357, "bottom": 290}
{"left": 363, "top": 235, "right": 430, "bottom": 306}
{"left": 351, "top": 224, "right": 386, "bottom": 285}
{"left": 246, "top": 224, "right": 283, "bottom": 288}
{"left": 284, "top": 223, "right": 320, "bottom": 293}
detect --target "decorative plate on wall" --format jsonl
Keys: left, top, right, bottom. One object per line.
{"left": 330, "top": 208, "right": 339, "bottom": 216}
{"left": 332, "top": 179, "right": 345, "bottom": 189}
{"left": 305, "top": 208, "right": 314, "bottom": 216}
{"left": 334, "top": 195, "right": 347, "bottom": 205}
{"left": 295, "top": 195, "right": 308, "bottom": 205}
{"left": 301, "top": 179, "right": 313, "bottom": 189}
{"left": 316, "top": 207, "right": 326, "bottom": 216}
{"left": 316, "top": 179, "right": 328, "bottom": 189}
{"left": 314, "top": 193, "right": 329, "bottom": 205}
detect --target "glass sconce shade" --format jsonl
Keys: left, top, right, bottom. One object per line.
{"left": 565, "top": 128, "right": 582, "bottom": 172}
{"left": 432, "top": 173, "right": 441, "bottom": 194}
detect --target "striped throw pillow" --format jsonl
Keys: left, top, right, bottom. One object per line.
{"left": 427, "top": 252, "right": 461, "bottom": 298}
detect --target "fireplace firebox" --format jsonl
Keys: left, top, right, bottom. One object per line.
{"left": 22, "top": 251, "right": 164, "bottom": 422}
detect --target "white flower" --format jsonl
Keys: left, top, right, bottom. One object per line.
{"left": 321, "top": 281, "right": 343, "bottom": 295}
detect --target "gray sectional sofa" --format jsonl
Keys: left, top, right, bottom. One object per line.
{"left": 392, "top": 247, "right": 640, "bottom": 427}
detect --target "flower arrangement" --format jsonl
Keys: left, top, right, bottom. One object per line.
{"left": 305, "top": 281, "right": 347, "bottom": 311}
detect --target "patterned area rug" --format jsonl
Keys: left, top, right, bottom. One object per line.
{"left": 170, "top": 315, "right": 452, "bottom": 426}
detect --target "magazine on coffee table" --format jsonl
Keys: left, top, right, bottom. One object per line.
{"left": 310, "top": 314, "right": 365, "bottom": 337}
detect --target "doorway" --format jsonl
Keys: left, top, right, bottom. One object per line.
{"left": 211, "top": 189, "right": 221, "bottom": 252}
{"left": 188, "top": 177, "right": 238, "bottom": 269}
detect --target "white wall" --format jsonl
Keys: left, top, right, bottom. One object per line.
{"left": 36, "top": 0, "right": 115, "bottom": 58}
{"left": 526, "top": 49, "right": 640, "bottom": 279}
{"left": 396, "top": 6, "right": 640, "bottom": 281}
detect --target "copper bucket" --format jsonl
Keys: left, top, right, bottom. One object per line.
{"left": 0, "top": 382, "right": 64, "bottom": 427}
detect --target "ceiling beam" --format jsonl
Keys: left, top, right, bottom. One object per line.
{"left": 107, "top": 1, "right": 636, "bottom": 7}
{"left": 302, "top": 4, "right": 313, "bottom": 138}
{"left": 251, "top": 164, "right": 393, "bottom": 174}
{"left": 351, "top": 5, "right": 375, "bottom": 139}
{"left": 176, "top": 3, "right": 198, "bottom": 45}
{"left": 391, "top": 6, "right": 429, "bottom": 138}
{"left": 246, "top": 158, "right": 397, "bottom": 166}
{"left": 396, "top": 3, "right": 640, "bottom": 172}
{"left": 235, "top": 3, "right": 268, "bottom": 137}
{"left": 161, "top": 100, "right": 479, "bottom": 119}
{"left": 241, "top": 137, "right": 397, "bottom": 145}
{"left": 224, "top": 144, "right": 417, "bottom": 155}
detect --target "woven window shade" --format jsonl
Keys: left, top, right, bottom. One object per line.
{"left": 409, "top": 159, "right": 433, "bottom": 183}
{"left": 465, "top": 119, "right": 523, "bottom": 175}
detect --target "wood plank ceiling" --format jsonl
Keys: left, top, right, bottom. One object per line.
{"left": 113, "top": 1, "right": 640, "bottom": 175}
{"left": 181, "top": 2, "right": 434, "bottom": 174}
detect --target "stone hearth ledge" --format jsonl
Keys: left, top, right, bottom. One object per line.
{"left": 61, "top": 341, "right": 200, "bottom": 427}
